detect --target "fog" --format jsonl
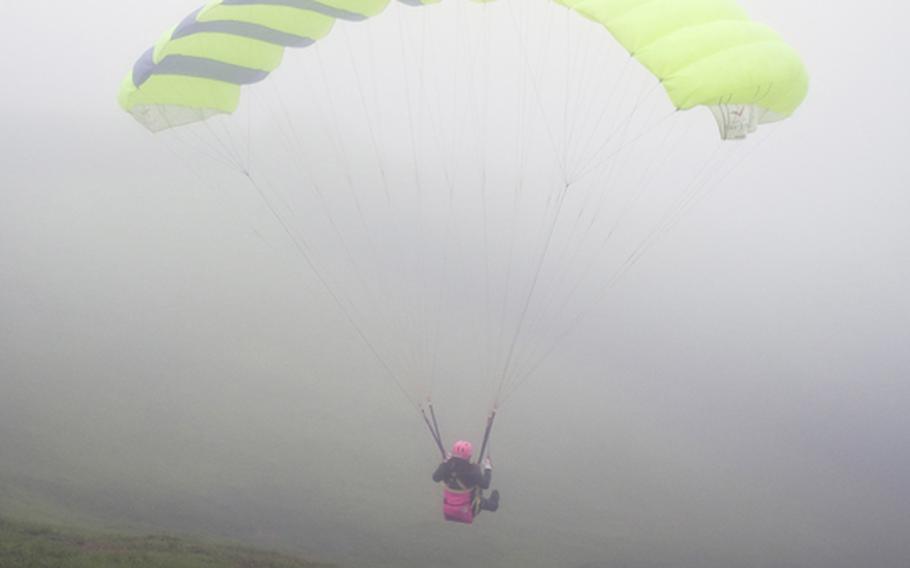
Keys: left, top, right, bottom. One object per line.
{"left": 2, "top": 1, "right": 909, "bottom": 568}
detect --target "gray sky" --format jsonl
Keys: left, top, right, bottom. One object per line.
{"left": 1, "top": 2, "right": 909, "bottom": 568}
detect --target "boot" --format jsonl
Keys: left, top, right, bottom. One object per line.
{"left": 483, "top": 489, "right": 500, "bottom": 512}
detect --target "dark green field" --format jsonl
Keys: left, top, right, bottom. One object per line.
{"left": 0, "top": 517, "right": 330, "bottom": 568}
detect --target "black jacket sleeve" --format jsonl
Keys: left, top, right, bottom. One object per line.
{"left": 478, "top": 467, "right": 492, "bottom": 490}
{"left": 432, "top": 461, "right": 450, "bottom": 482}
{"left": 460, "top": 465, "right": 492, "bottom": 489}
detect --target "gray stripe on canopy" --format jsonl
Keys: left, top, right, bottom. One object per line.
{"left": 397, "top": 0, "right": 426, "bottom": 6}
{"left": 140, "top": 54, "right": 270, "bottom": 86}
{"left": 221, "top": 0, "right": 367, "bottom": 21}
{"left": 132, "top": 47, "right": 158, "bottom": 87}
{"left": 172, "top": 10, "right": 316, "bottom": 47}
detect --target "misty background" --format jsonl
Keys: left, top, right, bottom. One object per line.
{"left": 2, "top": 1, "right": 909, "bottom": 568}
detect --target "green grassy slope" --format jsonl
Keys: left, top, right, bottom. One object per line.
{"left": 0, "top": 517, "right": 331, "bottom": 568}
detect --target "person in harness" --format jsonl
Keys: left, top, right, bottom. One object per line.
{"left": 433, "top": 440, "right": 500, "bottom": 523}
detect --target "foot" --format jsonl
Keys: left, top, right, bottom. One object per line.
{"left": 486, "top": 489, "right": 500, "bottom": 511}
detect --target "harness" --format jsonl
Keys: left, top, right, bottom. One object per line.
{"left": 442, "top": 469, "right": 478, "bottom": 524}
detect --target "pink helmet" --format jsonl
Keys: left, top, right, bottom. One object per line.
{"left": 451, "top": 440, "right": 473, "bottom": 460}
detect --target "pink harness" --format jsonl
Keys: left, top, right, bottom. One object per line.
{"left": 443, "top": 487, "right": 476, "bottom": 524}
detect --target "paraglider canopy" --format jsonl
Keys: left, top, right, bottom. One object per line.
{"left": 120, "top": 0, "right": 807, "bottom": 139}
{"left": 118, "top": 0, "right": 808, "bottom": 434}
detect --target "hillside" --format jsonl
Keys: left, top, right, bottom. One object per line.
{"left": 0, "top": 516, "right": 331, "bottom": 568}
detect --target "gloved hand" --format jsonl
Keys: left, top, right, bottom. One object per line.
{"left": 481, "top": 457, "right": 492, "bottom": 471}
